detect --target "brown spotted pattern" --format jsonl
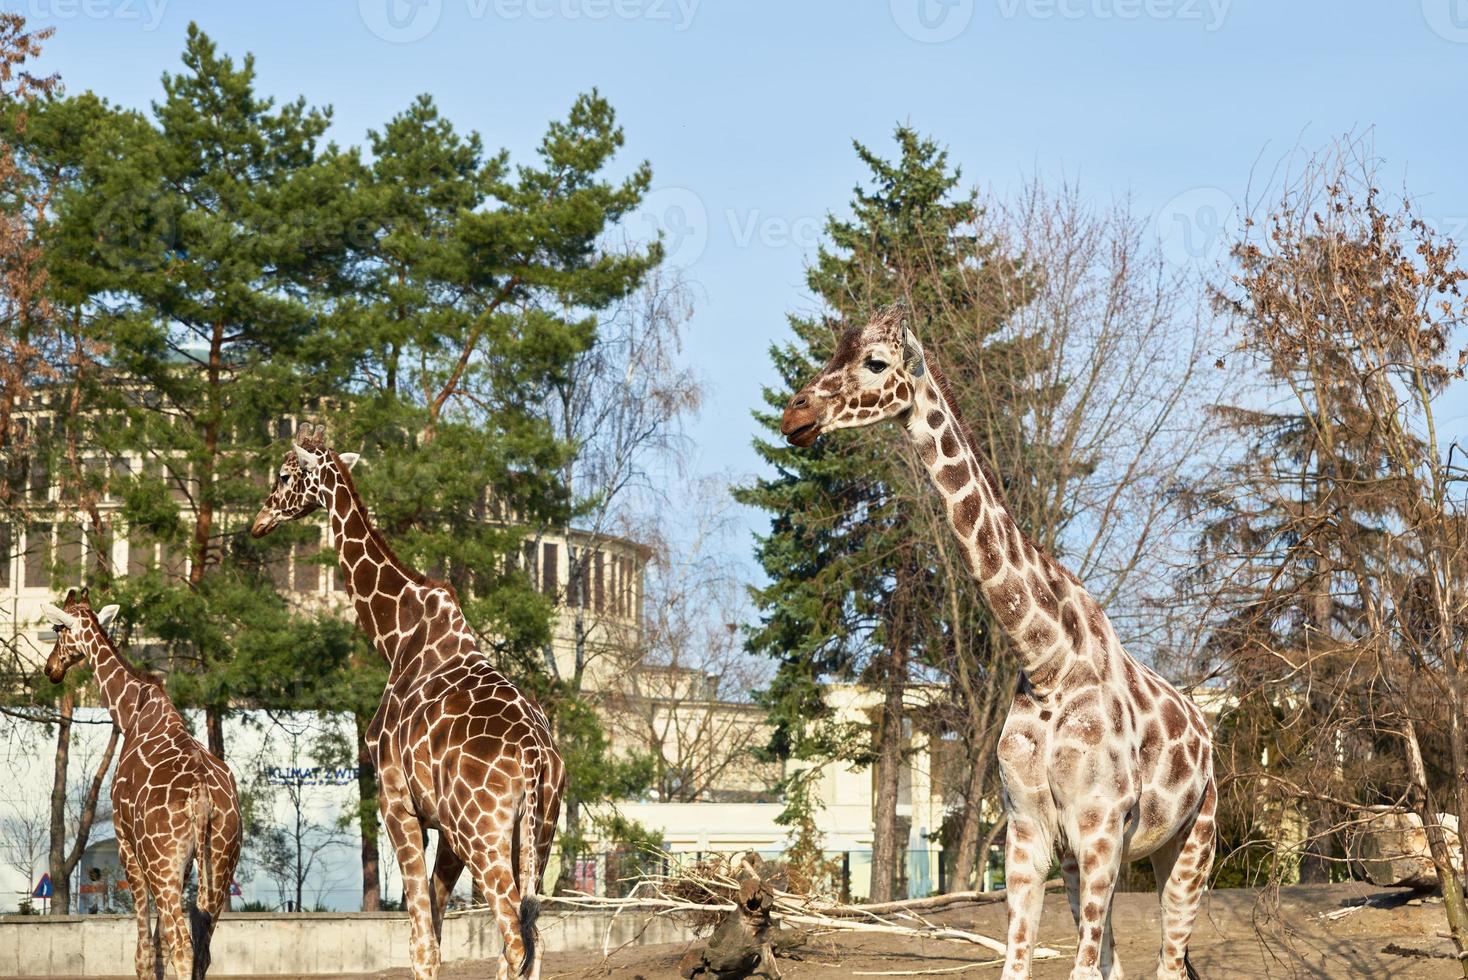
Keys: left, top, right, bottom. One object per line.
{"left": 43, "top": 588, "right": 241, "bottom": 980}
{"left": 781, "top": 310, "right": 1217, "bottom": 980}
{"left": 251, "top": 425, "right": 564, "bottom": 980}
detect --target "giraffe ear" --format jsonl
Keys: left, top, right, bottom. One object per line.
{"left": 293, "top": 445, "right": 319, "bottom": 469}
{"left": 41, "top": 603, "right": 79, "bottom": 631}
{"left": 901, "top": 320, "right": 926, "bottom": 378}
{"left": 338, "top": 452, "right": 360, "bottom": 471}
{"left": 95, "top": 604, "right": 120, "bottom": 627}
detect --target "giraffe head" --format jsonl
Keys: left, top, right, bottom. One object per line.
{"left": 780, "top": 306, "right": 927, "bottom": 447}
{"left": 42, "top": 587, "right": 119, "bottom": 683}
{"left": 250, "top": 422, "right": 359, "bottom": 538}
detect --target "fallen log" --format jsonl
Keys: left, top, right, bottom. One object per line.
{"left": 796, "top": 879, "right": 1066, "bottom": 918}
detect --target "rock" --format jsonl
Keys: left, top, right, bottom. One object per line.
{"left": 1348, "top": 810, "right": 1462, "bottom": 889}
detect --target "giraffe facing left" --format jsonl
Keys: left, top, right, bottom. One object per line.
{"left": 43, "top": 587, "right": 242, "bottom": 980}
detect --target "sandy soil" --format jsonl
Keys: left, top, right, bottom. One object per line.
{"left": 57, "top": 884, "right": 1461, "bottom": 979}
{"left": 526, "top": 883, "right": 1460, "bottom": 980}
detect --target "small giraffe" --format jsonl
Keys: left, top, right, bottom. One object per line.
{"left": 42, "top": 587, "right": 241, "bottom": 980}
{"left": 250, "top": 423, "right": 565, "bottom": 980}
{"left": 781, "top": 309, "right": 1216, "bottom": 980}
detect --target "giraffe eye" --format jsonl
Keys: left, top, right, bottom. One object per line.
{"left": 865, "top": 358, "right": 890, "bottom": 373}
{"left": 279, "top": 471, "right": 290, "bottom": 485}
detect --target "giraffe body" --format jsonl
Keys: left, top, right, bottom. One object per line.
{"left": 44, "top": 588, "right": 241, "bottom": 980}
{"left": 781, "top": 310, "right": 1216, "bottom": 980}
{"left": 252, "top": 424, "right": 564, "bottom": 980}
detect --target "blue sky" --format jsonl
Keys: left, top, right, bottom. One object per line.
{"left": 25, "top": 0, "right": 1468, "bottom": 564}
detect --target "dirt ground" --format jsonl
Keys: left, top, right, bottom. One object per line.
{"left": 433, "top": 883, "right": 1459, "bottom": 980}
{"left": 56, "top": 883, "right": 1461, "bottom": 979}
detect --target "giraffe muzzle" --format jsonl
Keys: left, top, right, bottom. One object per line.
{"left": 250, "top": 509, "right": 277, "bottom": 538}
{"left": 781, "top": 392, "right": 823, "bottom": 448}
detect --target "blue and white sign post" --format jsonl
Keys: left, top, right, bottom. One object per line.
{"left": 32, "top": 872, "right": 53, "bottom": 914}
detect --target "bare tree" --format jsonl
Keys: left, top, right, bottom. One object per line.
{"left": 46, "top": 713, "right": 119, "bottom": 914}
{"left": 1, "top": 809, "right": 47, "bottom": 909}
{"left": 544, "top": 266, "right": 701, "bottom": 686}
{"left": 602, "top": 477, "right": 778, "bottom": 804}
{"left": 538, "top": 267, "right": 702, "bottom": 875}
{"left": 1189, "top": 136, "right": 1468, "bottom": 966}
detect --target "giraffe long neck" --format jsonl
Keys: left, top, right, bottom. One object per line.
{"left": 320, "top": 461, "right": 429, "bottom": 674}
{"left": 902, "top": 371, "right": 1086, "bottom": 690}
{"left": 80, "top": 623, "right": 144, "bottom": 732}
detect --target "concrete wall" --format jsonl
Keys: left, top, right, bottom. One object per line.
{"left": 0, "top": 907, "right": 692, "bottom": 977}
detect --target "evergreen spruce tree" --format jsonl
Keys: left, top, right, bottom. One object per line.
{"left": 737, "top": 128, "right": 1047, "bottom": 900}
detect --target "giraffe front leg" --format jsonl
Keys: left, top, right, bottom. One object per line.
{"left": 1000, "top": 808, "right": 1055, "bottom": 980}
{"left": 384, "top": 802, "right": 439, "bottom": 980}
{"left": 1066, "top": 803, "right": 1128, "bottom": 980}
{"left": 430, "top": 838, "right": 465, "bottom": 942}
{"left": 118, "top": 836, "right": 153, "bottom": 980}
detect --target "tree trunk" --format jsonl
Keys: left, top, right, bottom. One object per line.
{"left": 206, "top": 709, "right": 225, "bottom": 761}
{"left": 949, "top": 749, "right": 987, "bottom": 893}
{"left": 977, "top": 813, "right": 1008, "bottom": 891}
{"left": 556, "top": 798, "right": 581, "bottom": 894}
{"left": 47, "top": 690, "right": 74, "bottom": 915}
{"left": 194, "top": 321, "right": 224, "bottom": 761}
{"left": 869, "top": 642, "right": 907, "bottom": 904}
{"left": 63, "top": 724, "right": 120, "bottom": 914}
{"left": 355, "top": 713, "right": 381, "bottom": 911}
{"left": 1404, "top": 717, "right": 1468, "bottom": 978}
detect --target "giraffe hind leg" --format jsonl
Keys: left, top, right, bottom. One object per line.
{"left": 1153, "top": 781, "right": 1216, "bottom": 980}
{"left": 466, "top": 832, "right": 525, "bottom": 980}
{"left": 430, "top": 838, "right": 465, "bottom": 942}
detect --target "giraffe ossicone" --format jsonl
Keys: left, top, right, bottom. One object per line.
{"left": 43, "top": 587, "right": 242, "bottom": 980}
{"left": 253, "top": 422, "right": 565, "bottom": 980}
{"left": 781, "top": 308, "right": 1217, "bottom": 980}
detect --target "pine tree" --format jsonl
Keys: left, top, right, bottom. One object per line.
{"left": 333, "top": 90, "right": 661, "bottom": 899}
{"left": 33, "top": 24, "right": 362, "bottom": 758}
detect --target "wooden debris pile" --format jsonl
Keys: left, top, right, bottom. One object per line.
{"left": 547, "top": 850, "right": 1060, "bottom": 976}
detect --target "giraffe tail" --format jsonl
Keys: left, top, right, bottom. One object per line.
{"left": 188, "top": 781, "right": 214, "bottom": 980}
{"left": 517, "top": 785, "right": 541, "bottom": 978}
{"left": 1184, "top": 951, "right": 1200, "bottom": 979}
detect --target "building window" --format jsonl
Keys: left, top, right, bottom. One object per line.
{"left": 593, "top": 550, "right": 604, "bottom": 613}
{"left": 23, "top": 524, "right": 51, "bottom": 588}
{"left": 0, "top": 525, "right": 10, "bottom": 589}
{"left": 294, "top": 538, "right": 320, "bottom": 593}
{"left": 542, "top": 542, "right": 558, "bottom": 601}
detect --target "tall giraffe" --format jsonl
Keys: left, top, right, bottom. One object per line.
{"left": 250, "top": 423, "right": 565, "bottom": 980}
{"left": 42, "top": 587, "right": 241, "bottom": 980}
{"left": 780, "top": 310, "right": 1216, "bottom": 980}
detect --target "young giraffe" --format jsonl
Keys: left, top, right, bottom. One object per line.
{"left": 42, "top": 587, "right": 241, "bottom": 980}
{"left": 780, "top": 310, "right": 1216, "bottom": 980}
{"left": 250, "top": 423, "right": 565, "bottom": 980}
